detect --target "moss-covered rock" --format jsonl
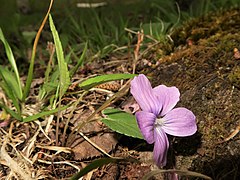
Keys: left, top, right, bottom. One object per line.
{"left": 141, "top": 7, "right": 240, "bottom": 179}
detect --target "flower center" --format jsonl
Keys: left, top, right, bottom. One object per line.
{"left": 155, "top": 117, "right": 165, "bottom": 127}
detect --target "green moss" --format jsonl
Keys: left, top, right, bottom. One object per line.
{"left": 228, "top": 66, "right": 240, "bottom": 88}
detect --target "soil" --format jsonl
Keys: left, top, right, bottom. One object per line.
{"left": 1, "top": 7, "right": 240, "bottom": 180}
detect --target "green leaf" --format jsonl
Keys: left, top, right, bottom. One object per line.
{"left": 22, "top": 105, "right": 69, "bottom": 122}
{"left": 49, "top": 14, "right": 70, "bottom": 98}
{"left": 101, "top": 108, "right": 143, "bottom": 139}
{"left": 79, "top": 73, "right": 136, "bottom": 90}
{"left": 39, "top": 81, "right": 58, "bottom": 100}
{"left": 0, "top": 28, "right": 22, "bottom": 99}
{"left": 70, "top": 157, "right": 138, "bottom": 180}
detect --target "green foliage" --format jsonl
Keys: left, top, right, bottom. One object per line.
{"left": 0, "top": 0, "right": 55, "bottom": 122}
{"left": 79, "top": 74, "right": 136, "bottom": 90}
{"left": 101, "top": 108, "right": 143, "bottom": 139}
{"left": 2, "top": 0, "right": 239, "bottom": 64}
{"left": 0, "top": 28, "right": 23, "bottom": 100}
{"left": 142, "top": 21, "right": 172, "bottom": 42}
{"left": 0, "top": 14, "right": 74, "bottom": 122}
{"left": 69, "top": 42, "right": 88, "bottom": 77}
{"left": 65, "top": 8, "right": 127, "bottom": 54}
{"left": 189, "top": 0, "right": 213, "bottom": 17}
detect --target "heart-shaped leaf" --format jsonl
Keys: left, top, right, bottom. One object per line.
{"left": 101, "top": 108, "right": 143, "bottom": 139}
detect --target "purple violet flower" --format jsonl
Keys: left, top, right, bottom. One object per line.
{"left": 130, "top": 74, "right": 197, "bottom": 167}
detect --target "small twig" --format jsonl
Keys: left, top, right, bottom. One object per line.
{"left": 76, "top": 2, "right": 107, "bottom": 8}
{"left": 134, "top": 31, "right": 144, "bottom": 60}
{"left": 223, "top": 124, "right": 240, "bottom": 143}
{"left": 90, "top": 88, "right": 115, "bottom": 95}
{"left": 133, "top": 30, "right": 144, "bottom": 74}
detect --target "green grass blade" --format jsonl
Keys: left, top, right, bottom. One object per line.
{"left": 0, "top": 103, "right": 22, "bottom": 121}
{"left": 23, "top": 105, "right": 69, "bottom": 122}
{"left": 0, "top": 66, "right": 22, "bottom": 100}
{"left": 70, "top": 157, "right": 138, "bottom": 180}
{"left": 0, "top": 28, "right": 22, "bottom": 99}
{"left": 101, "top": 108, "right": 143, "bottom": 139}
{"left": 39, "top": 51, "right": 58, "bottom": 100}
{"left": 0, "top": 67, "right": 21, "bottom": 114}
{"left": 69, "top": 42, "right": 88, "bottom": 77}
{"left": 49, "top": 14, "right": 70, "bottom": 98}
{"left": 0, "top": 82, "right": 21, "bottom": 115}
{"left": 79, "top": 74, "right": 136, "bottom": 90}
{"left": 142, "top": 169, "right": 212, "bottom": 180}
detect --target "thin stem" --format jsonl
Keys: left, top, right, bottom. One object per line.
{"left": 62, "top": 91, "right": 88, "bottom": 146}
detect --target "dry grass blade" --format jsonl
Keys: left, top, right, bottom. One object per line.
{"left": 37, "top": 159, "right": 80, "bottom": 171}
{"left": 0, "top": 141, "right": 34, "bottom": 180}
{"left": 79, "top": 132, "right": 112, "bottom": 158}
{"left": 36, "top": 144, "right": 72, "bottom": 154}
{"left": 22, "top": 127, "right": 40, "bottom": 158}
{"left": 34, "top": 120, "right": 51, "bottom": 141}
{"left": 125, "top": 27, "right": 158, "bottom": 42}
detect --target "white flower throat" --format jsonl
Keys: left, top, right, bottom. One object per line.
{"left": 155, "top": 117, "right": 165, "bottom": 127}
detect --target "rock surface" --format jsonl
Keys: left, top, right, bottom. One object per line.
{"left": 141, "top": 7, "right": 240, "bottom": 179}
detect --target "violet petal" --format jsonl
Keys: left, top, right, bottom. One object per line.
{"left": 130, "top": 74, "right": 162, "bottom": 115}
{"left": 162, "top": 107, "right": 197, "bottom": 137}
{"left": 136, "top": 111, "right": 156, "bottom": 144}
{"left": 153, "top": 85, "right": 180, "bottom": 116}
{"left": 153, "top": 127, "right": 169, "bottom": 167}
